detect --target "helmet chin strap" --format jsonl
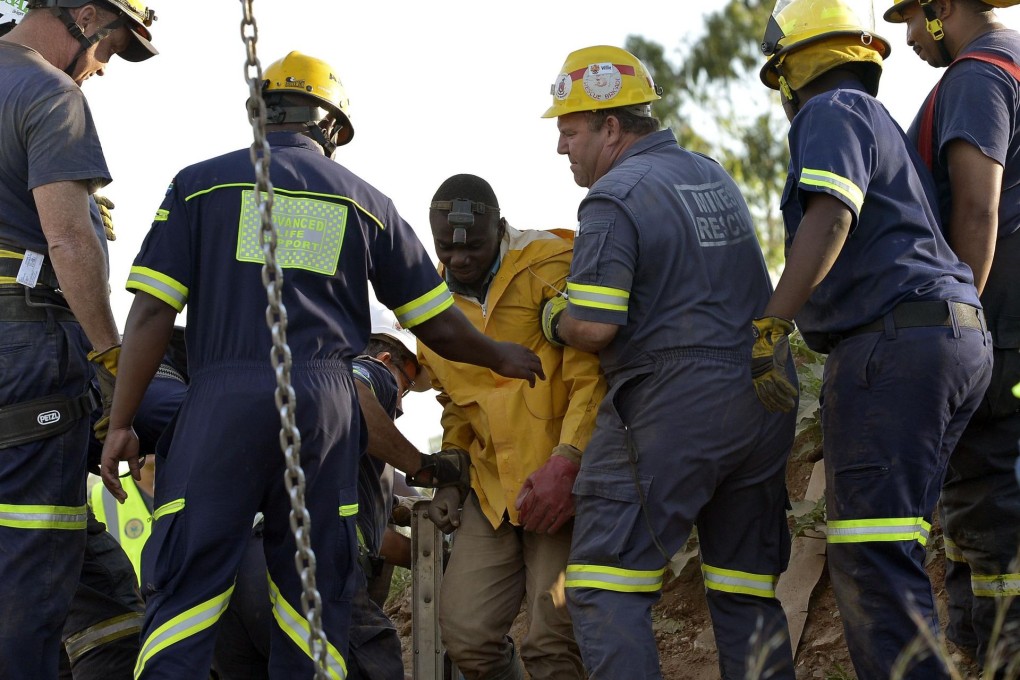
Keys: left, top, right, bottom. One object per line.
{"left": 56, "top": 7, "right": 121, "bottom": 78}
{"left": 304, "top": 121, "right": 337, "bottom": 158}
{"left": 919, "top": 0, "right": 954, "bottom": 66}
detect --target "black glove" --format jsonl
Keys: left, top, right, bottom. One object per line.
{"left": 406, "top": 448, "right": 470, "bottom": 490}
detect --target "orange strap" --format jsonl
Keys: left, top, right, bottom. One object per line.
{"left": 918, "top": 52, "right": 1020, "bottom": 168}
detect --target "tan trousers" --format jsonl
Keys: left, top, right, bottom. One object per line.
{"left": 437, "top": 492, "right": 584, "bottom": 680}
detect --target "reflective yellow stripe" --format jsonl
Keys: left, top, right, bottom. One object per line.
{"left": 183, "top": 183, "right": 388, "bottom": 233}
{"left": 393, "top": 283, "right": 455, "bottom": 329}
{"left": 702, "top": 564, "right": 777, "bottom": 598}
{"left": 972, "top": 573, "right": 1020, "bottom": 597}
{"left": 827, "top": 517, "right": 930, "bottom": 545}
{"left": 566, "top": 282, "right": 630, "bottom": 313}
{"left": 134, "top": 585, "right": 234, "bottom": 678}
{"left": 943, "top": 537, "right": 966, "bottom": 563}
{"left": 64, "top": 611, "right": 143, "bottom": 662}
{"left": 799, "top": 168, "right": 864, "bottom": 213}
{"left": 0, "top": 250, "right": 24, "bottom": 285}
{"left": 126, "top": 266, "right": 188, "bottom": 312}
{"left": 152, "top": 498, "right": 185, "bottom": 522}
{"left": 0, "top": 503, "right": 87, "bottom": 530}
{"left": 268, "top": 577, "right": 347, "bottom": 679}
{"left": 339, "top": 503, "right": 358, "bottom": 518}
{"left": 153, "top": 208, "right": 169, "bottom": 222}
{"left": 564, "top": 564, "right": 664, "bottom": 593}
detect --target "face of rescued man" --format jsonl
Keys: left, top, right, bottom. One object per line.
{"left": 430, "top": 209, "right": 504, "bottom": 289}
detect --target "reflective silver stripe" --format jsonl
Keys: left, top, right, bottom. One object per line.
{"left": 125, "top": 266, "right": 188, "bottom": 312}
{"left": 701, "top": 565, "right": 777, "bottom": 598}
{"left": 943, "top": 537, "right": 965, "bottom": 563}
{"left": 799, "top": 168, "right": 864, "bottom": 213}
{"left": 972, "top": 573, "right": 1020, "bottom": 597}
{"left": 564, "top": 564, "right": 664, "bottom": 593}
{"left": 566, "top": 282, "right": 629, "bottom": 312}
{"left": 826, "top": 517, "right": 930, "bottom": 545}
{"left": 64, "top": 612, "right": 143, "bottom": 662}
{"left": 0, "top": 504, "right": 87, "bottom": 530}
{"left": 269, "top": 578, "right": 347, "bottom": 679}
{"left": 134, "top": 586, "right": 234, "bottom": 678}
{"left": 394, "top": 283, "right": 454, "bottom": 329}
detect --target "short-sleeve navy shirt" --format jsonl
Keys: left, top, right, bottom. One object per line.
{"left": 782, "top": 85, "right": 977, "bottom": 346}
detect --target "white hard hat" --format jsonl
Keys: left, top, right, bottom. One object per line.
{"left": 369, "top": 306, "right": 430, "bottom": 392}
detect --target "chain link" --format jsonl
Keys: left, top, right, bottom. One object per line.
{"left": 239, "top": 2, "right": 329, "bottom": 677}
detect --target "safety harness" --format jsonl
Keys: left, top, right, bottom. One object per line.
{"left": 917, "top": 51, "right": 1020, "bottom": 168}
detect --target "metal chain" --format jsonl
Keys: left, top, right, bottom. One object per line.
{"left": 239, "top": 2, "right": 329, "bottom": 677}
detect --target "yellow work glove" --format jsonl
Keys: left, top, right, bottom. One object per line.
{"left": 87, "top": 344, "right": 120, "bottom": 442}
{"left": 94, "top": 195, "right": 116, "bottom": 241}
{"left": 540, "top": 294, "right": 568, "bottom": 348}
{"left": 750, "top": 317, "right": 798, "bottom": 413}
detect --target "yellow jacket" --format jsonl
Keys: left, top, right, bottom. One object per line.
{"left": 418, "top": 225, "right": 606, "bottom": 529}
{"left": 90, "top": 475, "right": 151, "bottom": 585}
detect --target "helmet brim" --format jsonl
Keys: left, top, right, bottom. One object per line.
{"left": 883, "top": 0, "right": 915, "bottom": 23}
{"left": 118, "top": 26, "right": 157, "bottom": 62}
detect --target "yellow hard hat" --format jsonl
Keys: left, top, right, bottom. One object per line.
{"left": 885, "top": 0, "right": 1018, "bottom": 23}
{"left": 262, "top": 51, "right": 354, "bottom": 147}
{"left": 541, "top": 45, "right": 662, "bottom": 119}
{"left": 760, "top": 0, "right": 890, "bottom": 92}
{"left": 28, "top": 0, "right": 157, "bottom": 61}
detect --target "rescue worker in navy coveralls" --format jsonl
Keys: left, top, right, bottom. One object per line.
{"left": 539, "top": 45, "right": 799, "bottom": 680}
{"left": 212, "top": 310, "right": 430, "bottom": 680}
{"left": 885, "top": 0, "right": 1020, "bottom": 668}
{"left": 758, "top": 1, "right": 993, "bottom": 677}
{"left": 98, "top": 50, "right": 544, "bottom": 679}
{"left": 0, "top": 2, "right": 157, "bottom": 678}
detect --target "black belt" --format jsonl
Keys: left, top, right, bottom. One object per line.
{"left": 843, "top": 300, "right": 985, "bottom": 340}
{"left": 0, "top": 387, "right": 98, "bottom": 449}
{"left": 0, "top": 253, "right": 61, "bottom": 290}
{"left": 0, "top": 289, "right": 75, "bottom": 323}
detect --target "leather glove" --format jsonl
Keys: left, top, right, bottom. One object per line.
{"left": 390, "top": 495, "right": 417, "bottom": 527}
{"left": 515, "top": 444, "right": 581, "bottom": 534}
{"left": 427, "top": 486, "right": 466, "bottom": 534}
{"left": 88, "top": 344, "right": 120, "bottom": 442}
{"left": 94, "top": 195, "right": 116, "bottom": 242}
{"left": 751, "top": 317, "right": 798, "bottom": 413}
{"left": 406, "top": 448, "right": 470, "bottom": 491}
{"left": 540, "top": 295, "right": 568, "bottom": 348}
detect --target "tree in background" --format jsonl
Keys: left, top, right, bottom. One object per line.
{"left": 626, "top": 0, "right": 788, "bottom": 268}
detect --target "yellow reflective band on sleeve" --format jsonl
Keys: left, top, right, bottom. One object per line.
{"left": 393, "top": 283, "right": 455, "bottom": 330}
{"left": 64, "top": 611, "right": 143, "bottom": 663}
{"left": 565, "top": 282, "right": 630, "bottom": 313}
{"left": 126, "top": 266, "right": 188, "bottom": 312}
{"left": 269, "top": 577, "right": 348, "bottom": 679}
{"left": 971, "top": 572, "right": 1020, "bottom": 598}
{"left": 826, "top": 517, "right": 930, "bottom": 545}
{"left": 943, "top": 537, "right": 966, "bottom": 563}
{"left": 153, "top": 209, "right": 169, "bottom": 222}
{"left": 701, "top": 564, "right": 778, "bottom": 598}
{"left": 339, "top": 503, "right": 358, "bottom": 518}
{"left": 0, "top": 503, "right": 87, "bottom": 530}
{"left": 133, "top": 585, "right": 234, "bottom": 679}
{"left": 152, "top": 498, "right": 185, "bottom": 522}
{"left": 564, "top": 564, "right": 665, "bottom": 593}
{"left": 799, "top": 168, "right": 864, "bottom": 213}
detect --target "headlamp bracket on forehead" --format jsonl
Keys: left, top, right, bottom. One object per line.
{"left": 429, "top": 198, "right": 499, "bottom": 245}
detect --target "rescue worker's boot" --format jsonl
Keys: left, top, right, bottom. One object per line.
{"left": 484, "top": 637, "right": 524, "bottom": 680}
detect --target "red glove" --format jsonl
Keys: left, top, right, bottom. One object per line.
{"left": 515, "top": 445, "right": 581, "bottom": 534}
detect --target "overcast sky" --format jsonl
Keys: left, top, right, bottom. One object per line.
{"left": 81, "top": 1, "right": 1018, "bottom": 452}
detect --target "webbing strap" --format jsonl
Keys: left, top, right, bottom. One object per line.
{"left": 0, "top": 387, "right": 97, "bottom": 450}
{"left": 918, "top": 52, "right": 1020, "bottom": 168}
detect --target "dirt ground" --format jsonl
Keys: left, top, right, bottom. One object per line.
{"left": 386, "top": 453, "right": 982, "bottom": 679}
